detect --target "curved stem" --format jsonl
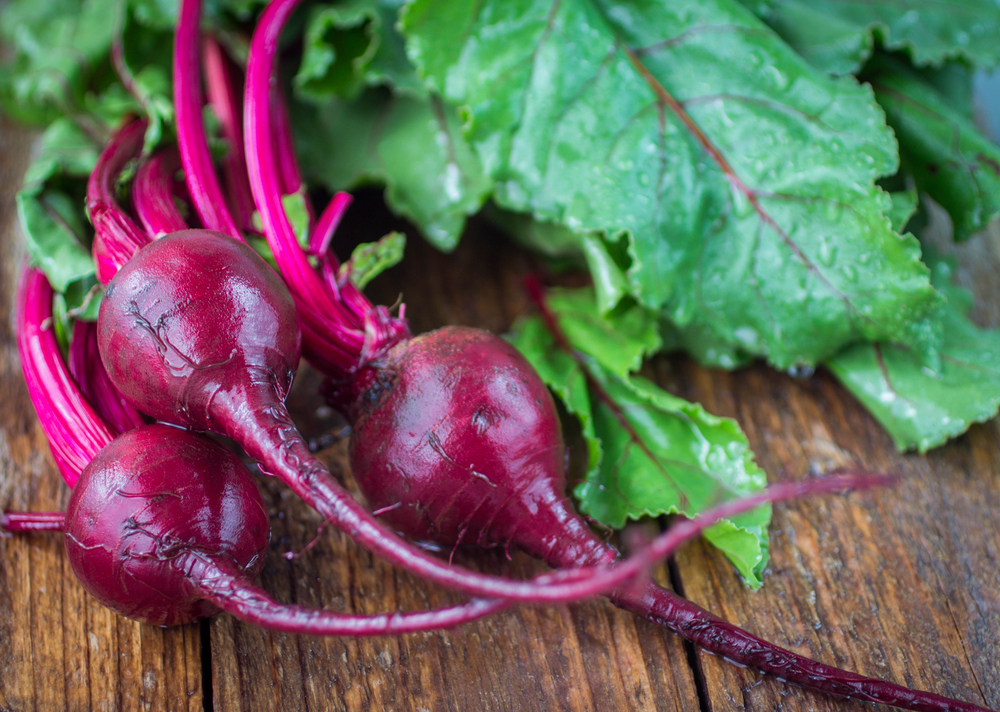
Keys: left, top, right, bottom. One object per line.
{"left": 68, "top": 320, "right": 147, "bottom": 436}
{"left": 271, "top": 86, "right": 315, "bottom": 226}
{"left": 244, "top": 0, "right": 409, "bottom": 376}
{"left": 225, "top": 384, "right": 882, "bottom": 604}
{"left": 613, "top": 581, "right": 992, "bottom": 712}
{"left": 202, "top": 35, "right": 257, "bottom": 233}
{"left": 17, "top": 269, "right": 116, "bottom": 487}
{"left": 186, "top": 551, "right": 508, "bottom": 636}
{"left": 133, "top": 149, "right": 189, "bottom": 235}
{"left": 87, "top": 118, "right": 152, "bottom": 284}
{"left": 174, "top": 0, "right": 244, "bottom": 240}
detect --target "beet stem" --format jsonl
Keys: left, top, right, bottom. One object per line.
{"left": 17, "top": 268, "right": 116, "bottom": 486}
{"left": 133, "top": 149, "right": 189, "bottom": 236}
{"left": 0, "top": 512, "right": 66, "bottom": 532}
{"left": 174, "top": 0, "right": 245, "bottom": 241}
{"left": 87, "top": 118, "right": 153, "bottom": 284}
{"left": 613, "top": 583, "right": 992, "bottom": 712}
{"left": 67, "top": 320, "right": 146, "bottom": 437}
{"left": 186, "top": 551, "right": 509, "bottom": 636}
{"left": 243, "top": 0, "right": 410, "bottom": 374}
{"left": 232, "top": 390, "right": 888, "bottom": 604}
{"left": 202, "top": 34, "right": 257, "bottom": 232}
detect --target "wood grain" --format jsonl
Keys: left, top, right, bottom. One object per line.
{"left": 0, "top": 122, "right": 997, "bottom": 711}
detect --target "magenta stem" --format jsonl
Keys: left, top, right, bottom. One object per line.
{"left": 174, "top": 0, "right": 245, "bottom": 241}
{"left": 188, "top": 552, "right": 509, "bottom": 636}
{"left": 133, "top": 149, "right": 189, "bottom": 235}
{"left": 1, "top": 512, "right": 65, "bottom": 532}
{"left": 232, "top": 385, "right": 882, "bottom": 603}
{"left": 16, "top": 269, "right": 116, "bottom": 487}
{"left": 612, "top": 585, "right": 991, "bottom": 712}
{"left": 271, "top": 87, "right": 315, "bottom": 227}
{"left": 244, "top": 0, "right": 409, "bottom": 376}
{"left": 202, "top": 35, "right": 258, "bottom": 233}
{"left": 310, "top": 192, "right": 352, "bottom": 258}
{"left": 87, "top": 118, "right": 153, "bottom": 284}
{"left": 68, "top": 320, "right": 147, "bottom": 436}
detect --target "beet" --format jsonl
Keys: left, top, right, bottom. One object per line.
{"left": 344, "top": 326, "right": 606, "bottom": 566}
{"left": 65, "top": 424, "right": 271, "bottom": 625}
{"left": 97, "top": 229, "right": 301, "bottom": 442}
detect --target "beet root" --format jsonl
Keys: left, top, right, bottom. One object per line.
{"left": 345, "top": 325, "right": 610, "bottom": 566}
{"left": 97, "top": 229, "right": 301, "bottom": 435}
{"left": 64, "top": 423, "right": 270, "bottom": 626}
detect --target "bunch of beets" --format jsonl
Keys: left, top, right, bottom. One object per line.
{"left": 5, "top": 1, "right": 992, "bottom": 710}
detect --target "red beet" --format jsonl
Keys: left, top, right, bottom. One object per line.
{"left": 18, "top": 265, "right": 506, "bottom": 635}
{"left": 65, "top": 423, "right": 271, "bottom": 625}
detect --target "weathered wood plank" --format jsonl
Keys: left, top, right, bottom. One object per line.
{"left": 0, "top": 119, "right": 204, "bottom": 712}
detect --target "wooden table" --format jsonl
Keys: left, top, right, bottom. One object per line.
{"left": 0, "top": 115, "right": 997, "bottom": 712}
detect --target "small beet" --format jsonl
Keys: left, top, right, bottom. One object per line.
{"left": 64, "top": 423, "right": 270, "bottom": 626}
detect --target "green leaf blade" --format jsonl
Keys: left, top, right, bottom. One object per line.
{"left": 507, "top": 288, "right": 770, "bottom": 587}
{"left": 867, "top": 55, "right": 1000, "bottom": 242}
{"left": 745, "top": 0, "right": 1000, "bottom": 76}
{"left": 827, "top": 256, "right": 1000, "bottom": 453}
{"left": 294, "top": 90, "right": 490, "bottom": 251}
{"left": 402, "top": 0, "right": 941, "bottom": 369}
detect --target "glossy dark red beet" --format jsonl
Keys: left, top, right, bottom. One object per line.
{"left": 64, "top": 424, "right": 270, "bottom": 626}
{"left": 97, "top": 229, "right": 301, "bottom": 433}
{"left": 348, "top": 326, "right": 610, "bottom": 565}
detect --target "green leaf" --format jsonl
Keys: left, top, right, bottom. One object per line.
{"left": 22, "top": 118, "right": 102, "bottom": 189}
{"left": 294, "top": 0, "right": 422, "bottom": 100}
{"left": 17, "top": 191, "right": 95, "bottom": 293}
{"left": 866, "top": 54, "right": 1000, "bottom": 242}
{"left": 507, "top": 288, "right": 770, "bottom": 587}
{"left": 743, "top": 0, "right": 1000, "bottom": 76}
{"left": 582, "top": 367, "right": 771, "bottom": 588}
{"left": 339, "top": 231, "right": 406, "bottom": 290}
{"left": 887, "top": 188, "right": 919, "bottom": 234}
{"left": 0, "top": 0, "right": 118, "bottom": 124}
{"left": 281, "top": 191, "right": 312, "bottom": 250}
{"left": 295, "top": 4, "right": 378, "bottom": 101}
{"left": 826, "top": 254, "right": 1000, "bottom": 453}
{"left": 293, "top": 89, "right": 490, "bottom": 251}
{"left": 738, "top": 0, "right": 872, "bottom": 76}
{"left": 544, "top": 288, "right": 661, "bottom": 378}
{"left": 401, "top": 0, "right": 941, "bottom": 369}
{"left": 508, "top": 316, "right": 602, "bottom": 474}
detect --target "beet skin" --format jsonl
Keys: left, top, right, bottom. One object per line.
{"left": 64, "top": 424, "right": 270, "bottom": 626}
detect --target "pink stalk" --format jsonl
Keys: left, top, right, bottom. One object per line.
{"left": 271, "top": 87, "right": 316, "bottom": 227}
{"left": 133, "top": 149, "right": 189, "bottom": 235}
{"left": 310, "top": 191, "right": 352, "bottom": 258}
{"left": 244, "top": 0, "right": 409, "bottom": 377}
{"left": 0, "top": 512, "right": 65, "bottom": 532}
{"left": 177, "top": 0, "right": 367, "bottom": 373}
{"left": 16, "top": 269, "right": 116, "bottom": 487}
{"left": 87, "top": 118, "right": 153, "bottom": 284}
{"left": 173, "top": 0, "right": 245, "bottom": 241}
{"left": 67, "top": 321, "right": 147, "bottom": 436}
{"left": 202, "top": 35, "right": 258, "bottom": 232}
